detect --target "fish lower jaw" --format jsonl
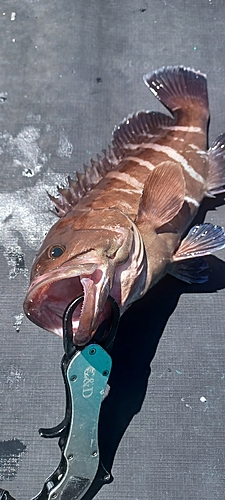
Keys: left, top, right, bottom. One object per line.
{"left": 24, "top": 271, "right": 111, "bottom": 346}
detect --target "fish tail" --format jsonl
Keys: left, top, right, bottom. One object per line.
{"left": 143, "top": 66, "right": 209, "bottom": 116}
{"left": 207, "top": 133, "right": 225, "bottom": 196}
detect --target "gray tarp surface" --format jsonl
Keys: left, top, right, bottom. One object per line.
{"left": 0, "top": 1, "right": 224, "bottom": 499}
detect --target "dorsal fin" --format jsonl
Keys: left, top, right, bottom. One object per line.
{"left": 136, "top": 161, "right": 185, "bottom": 227}
{"left": 47, "top": 148, "right": 120, "bottom": 217}
{"left": 113, "top": 111, "right": 174, "bottom": 150}
{"left": 48, "top": 111, "right": 176, "bottom": 217}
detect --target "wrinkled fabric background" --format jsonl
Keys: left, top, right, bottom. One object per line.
{"left": 0, "top": 1, "right": 225, "bottom": 499}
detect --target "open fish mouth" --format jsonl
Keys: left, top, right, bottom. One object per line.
{"left": 23, "top": 265, "right": 112, "bottom": 346}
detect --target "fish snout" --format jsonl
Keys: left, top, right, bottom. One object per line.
{"left": 23, "top": 265, "right": 116, "bottom": 347}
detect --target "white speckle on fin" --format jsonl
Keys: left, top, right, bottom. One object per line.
{"left": 144, "top": 66, "right": 208, "bottom": 114}
{"left": 173, "top": 223, "right": 225, "bottom": 261}
{"left": 207, "top": 133, "right": 225, "bottom": 195}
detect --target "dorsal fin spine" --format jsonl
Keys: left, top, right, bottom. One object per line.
{"left": 76, "top": 171, "right": 85, "bottom": 191}
{"left": 68, "top": 176, "right": 79, "bottom": 202}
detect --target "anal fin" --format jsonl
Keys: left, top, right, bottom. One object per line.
{"left": 173, "top": 223, "right": 225, "bottom": 261}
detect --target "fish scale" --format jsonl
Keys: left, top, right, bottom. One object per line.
{"left": 23, "top": 66, "right": 225, "bottom": 346}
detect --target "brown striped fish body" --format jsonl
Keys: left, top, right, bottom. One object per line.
{"left": 24, "top": 67, "right": 225, "bottom": 345}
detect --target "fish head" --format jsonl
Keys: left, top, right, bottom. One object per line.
{"left": 23, "top": 208, "right": 141, "bottom": 345}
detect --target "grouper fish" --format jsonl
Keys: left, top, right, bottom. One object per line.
{"left": 24, "top": 66, "right": 225, "bottom": 345}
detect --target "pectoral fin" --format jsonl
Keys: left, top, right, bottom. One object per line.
{"left": 137, "top": 161, "right": 185, "bottom": 227}
{"left": 173, "top": 223, "right": 225, "bottom": 261}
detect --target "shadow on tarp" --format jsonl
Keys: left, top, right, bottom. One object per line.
{"left": 81, "top": 195, "right": 225, "bottom": 498}
{"left": 100, "top": 256, "right": 225, "bottom": 461}
{"left": 82, "top": 250, "right": 225, "bottom": 499}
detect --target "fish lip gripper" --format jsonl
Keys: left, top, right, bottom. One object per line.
{"left": 0, "top": 295, "right": 119, "bottom": 500}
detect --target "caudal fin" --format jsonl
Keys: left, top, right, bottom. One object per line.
{"left": 207, "top": 133, "right": 225, "bottom": 196}
{"left": 143, "top": 66, "right": 209, "bottom": 116}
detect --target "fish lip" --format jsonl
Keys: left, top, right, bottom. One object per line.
{"left": 23, "top": 262, "right": 111, "bottom": 345}
{"left": 28, "top": 262, "right": 98, "bottom": 290}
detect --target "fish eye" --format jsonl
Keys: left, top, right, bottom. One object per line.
{"left": 48, "top": 245, "right": 65, "bottom": 259}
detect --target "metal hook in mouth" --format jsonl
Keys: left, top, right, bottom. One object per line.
{"left": 94, "top": 295, "right": 120, "bottom": 353}
{"left": 63, "top": 295, "right": 120, "bottom": 357}
{"left": 63, "top": 294, "right": 84, "bottom": 357}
